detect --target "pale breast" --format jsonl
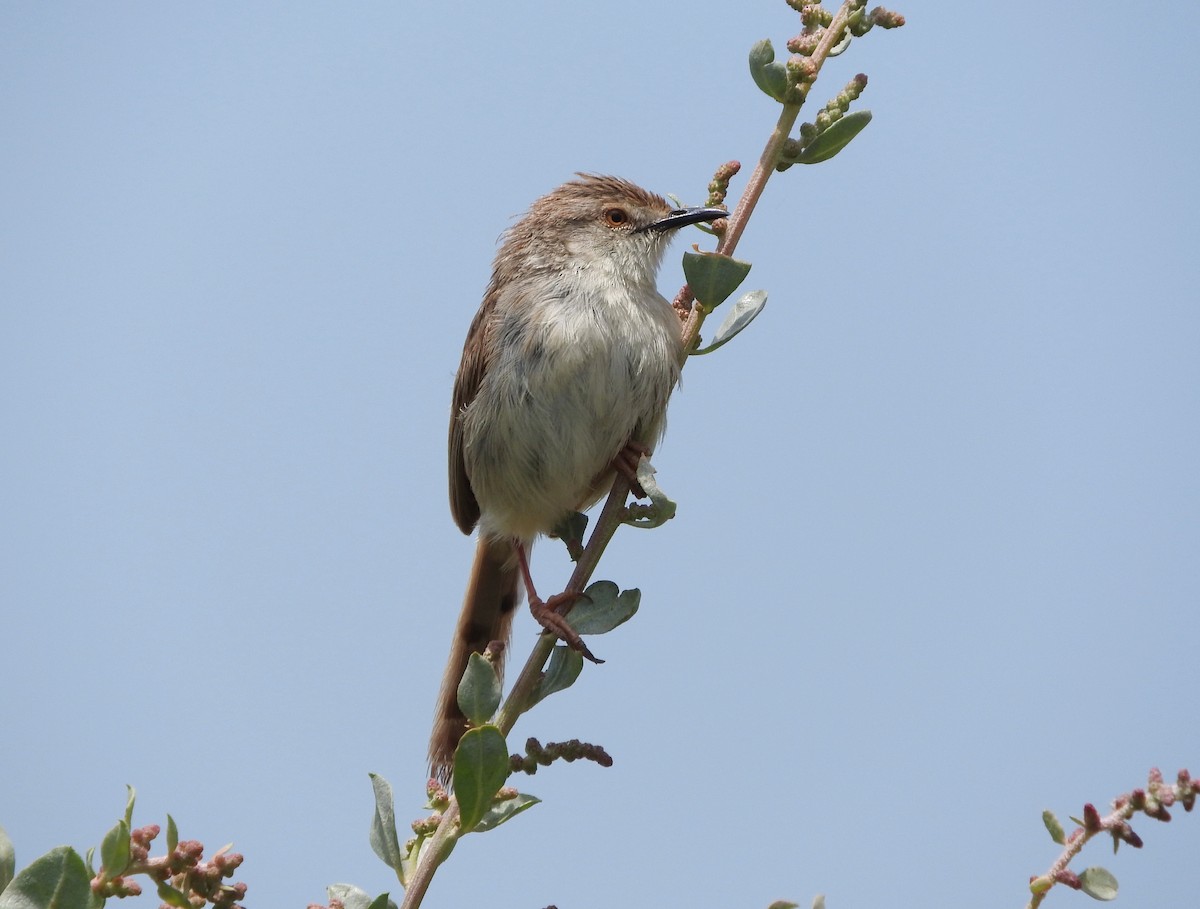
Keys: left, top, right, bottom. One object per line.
{"left": 462, "top": 276, "right": 681, "bottom": 540}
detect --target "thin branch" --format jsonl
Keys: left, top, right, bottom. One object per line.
{"left": 1026, "top": 768, "right": 1197, "bottom": 908}
{"left": 679, "top": 0, "right": 857, "bottom": 352}
{"left": 401, "top": 5, "right": 866, "bottom": 906}
{"left": 400, "top": 478, "right": 631, "bottom": 909}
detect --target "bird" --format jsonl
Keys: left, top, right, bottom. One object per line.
{"left": 430, "top": 174, "right": 728, "bottom": 780}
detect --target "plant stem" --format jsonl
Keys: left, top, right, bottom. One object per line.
{"left": 398, "top": 806, "right": 457, "bottom": 909}
{"left": 679, "top": 0, "right": 858, "bottom": 351}
{"left": 402, "top": 6, "right": 860, "bottom": 906}
{"left": 399, "top": 478, "right": 631, "bottom": 909}
{"left": 497, "top": 473, "right": 632, "bottom": 731}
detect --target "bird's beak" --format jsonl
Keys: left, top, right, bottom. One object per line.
{"left": 642, "top": 206, "right": 730, "bottom": 233}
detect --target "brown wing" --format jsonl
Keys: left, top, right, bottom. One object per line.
{"left": 448, "top": 293, "right": 495, "bottom": 535}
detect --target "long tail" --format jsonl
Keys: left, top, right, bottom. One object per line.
{"left": 429, "top": 536, "right": 520, "bottom": 782}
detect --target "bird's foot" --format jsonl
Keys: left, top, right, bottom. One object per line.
{"left": 529, "top": 591, "right": 602, "bottom": 664}
{"left": 610, "top": 440, "right": 652, "bottom": 499}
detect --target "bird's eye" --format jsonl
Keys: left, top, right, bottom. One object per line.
{"left": 603, "top": 208, "right": 630, "bottom": 227}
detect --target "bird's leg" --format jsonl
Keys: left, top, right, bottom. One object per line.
{"left": 609, "top": 439, "right": 651, "bottom": 499}
{"left": 514, "top": 540, "right": 602, "bottom": 664}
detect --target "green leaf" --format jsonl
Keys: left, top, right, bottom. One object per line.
{"left": 624, "top": 458, "right": 676, "bottom": 528}
{"left": 552, "top": 511, "right": 588, "bottom": 555}
{"left": 457, "top": 652, "right": 501, "bottom": 725}
{"left": 768, "top": 901, "right": 800, "bottom": 909}
{"left": 325, "top": 884, "right": 396, "bottom": 909}
{"left": 453, "top": 726, "right": 509, "bottom": 833}
{"left": 0, "top": 847, "right": 92, "bottom": 909}
{"left": 797, "top": 110, "right": 873, "bottom": 164}
{"left": 748, "top": 39, "right": 789, "bottom": 102}
{"left": 567, "top": 582, "right": 640, "bottom": 635}
{"left": 367, "top": 774, "right": 404, "bottom": 874}
{"left": 156, "top": 882, "right": 190, "bottom": 908}
{"left": 1078, "top": 866, "right": 1118, "bottom": 901}
{"left": 0, "top": 825, "right": 15, "bottom": 894}
{"left": 365, "top": 893, "right": 397, "bottom": 909}
{"left": 682, "top": 252, "right": 752, "bottom": 312}
{"left": 1042, "top": 809, "right": 1065, "bottom": 845}
{"left": 120, "top": 787, "right": 135, "bottom": 830}
{"left": 98, "top": 821, "right": 130, "bottom": 877}
{"left": 692, "top": 290, "right": 768, "bottom": 355}
{"left": 164, "top": 816, "right": 178, "bottom": 855}
{"left": 473, "top": 793, "right": 541, "bottom": 832}
{"left": 528, "top": 645, "right": 584, "bottom": 707}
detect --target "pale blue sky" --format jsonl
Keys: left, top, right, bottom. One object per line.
{"left": 2, "top": 3, "right": 1197, "bottom": 908}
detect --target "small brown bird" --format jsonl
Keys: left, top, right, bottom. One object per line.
{"left": 431, "top": 174, "right": 728, "bottom": 780}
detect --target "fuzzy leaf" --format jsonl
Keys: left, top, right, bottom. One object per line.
{"left": 552, "top": 511, "right": 589, "bottom": 559}
{"left": 797, "top": 110, "right": 873, "bottom": 164}
{"left": 567, "top": 581, "right": 640, "bottom": 635}
{"left": 98, "top": 820, "right": 130, "bottom": 877}
{"left": 686, "top": 253, "right": 748, "bottom": 314}
{"left": 165, "top": 815, "right": 178, "bottom": 855}
{"left": 365, "top": 893, "right": 397, "bottom": 909}
{"left": 473, "top": 793, "right": 541, "bottom": 832}
{"left": 367, "top": 773, "right": 403, "bottom": 874}
{"left": 0, "top": 846, "right": 92, "bottom": 909}
{"left": 749, "top": 39, "right": 789, "bottom": 102}
{"left": 457, "top": 652, "right": 501, "bottom": 725}
{"left": 1042, "top": 809, "right": 1066, "bottom": 845}
{"left": 324, "top": 885, "right": 396, "bottom": 909}
{"left": 1078, "top": 867, "right": 1118, "bottom": 901}
{"left": 692, "top": 290, "right": 768, "bottom": 355}
{"left": 0, "top": 825, "right": 15, "bottom": 894}
{"left": 528, "top": 645, "right": 584, "bottom": 707}
{"left": 682, "top": 251, "right": 752, "bottom": 312}
{"left": 623, "top": 458, "right": 676, "bottom": 528}
{"left": 453, "top": 726, "right": 509, "bottom": 833}
{"left": 157, "top": 882, "right": 190, "bottom": 908}
{"left": 121, "top": 787, "right": 135, "bottom": 830}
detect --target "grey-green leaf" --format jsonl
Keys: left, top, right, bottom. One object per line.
{"left": 157, "top": 882, "right": 190, "bottom": 908}
{"left": 682, "top": 252, "right": 752, "bottom": 312}
{"left": 453, "top": 726, "right": 509, "bottom": 833}
{"left": 1079, "top": 866, "right": 1118, "bottom": 901}
{"left": 749, "top": 39, "right": 789, "bottom": 102}
{"left": 457, "top": 652, "right": 501, "bottom": 725}
{"left": 623, "top": 458, "right": 676, "bottom": 529}
{"left": 325, "top": 884, "right": 396, "bottom": 909}
{"left": 98, "top": 820, "right": 130, "bottom": 877}
{"left": 165, "top": 815, "right": 178, "bottom": 855}
{"left": 121, "top": 786, "right": 135, "bottom": 830}
{"left": 528, "top": 645, "right": 584, "bottom": 707}
{"left": 692, "top": 290, "right": 768, "bottom": 355}
{"left": 552, "top": 511, "right": 589, "bottom": 559}
{"left": 473, "top": 793, "right": 541, "bottom": 832}
{"left": 567, "top": 581, "right": 640, "bottom": 635}
{"left": 367, "top": 773, "right": 403, "bottom": 874}
{"left": 0, "top": 847, "right": 92, "bottom": 909}
{"left": 0, "top": 825, "right": 15, "bottom": 893}
{"left": 365, "top": 893, "right": 397, "bottom": 909}
{"left": 1042, "top": 809, "right": 1065, "bottom": 845}
{"left": 797, "top": 110, "right": 872, "bottom": 164}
